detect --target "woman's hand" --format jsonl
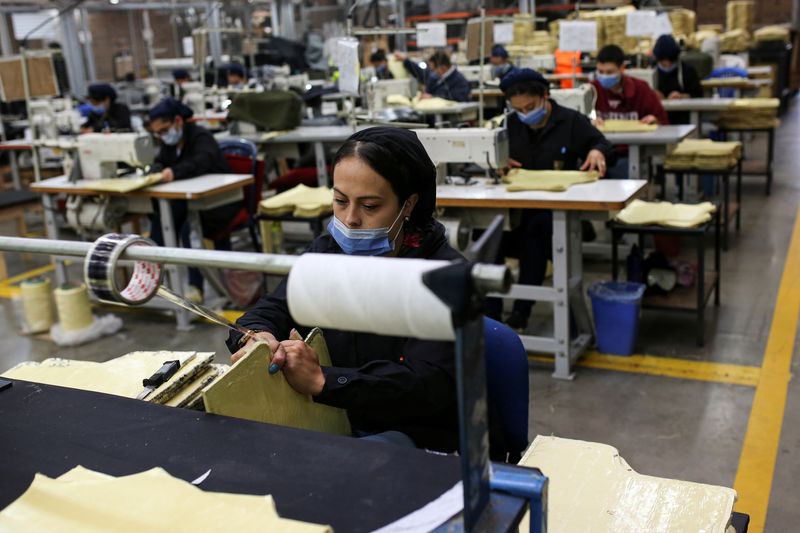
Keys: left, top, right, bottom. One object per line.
{"left": 668, "top": 91, "right": 688, "bottom": 100}
{"left": 160, "top": 168, "right": 175, "bottom": 183}
{"left": 277, "top": 329, "right": 325, "bottom": 396}
{"left": 231, "top": 331, "right": 285, "bottom": 364}
{"left": 580, "top": 149, "right": 607, "bottom": 177}
{"left": 500, "top": 158, "right": 522, "bottom": 177}
{"left": 592, "top": 117, "right": 605, "bottom": 128}
{"left": 640, "top": 114, "right": 658, "bottom": 125}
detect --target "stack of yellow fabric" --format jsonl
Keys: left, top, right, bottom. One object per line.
{"left": 719, "top": 29, "right": 751, "bottom": 52}
{"left": 0, "top": 466, "right": 330, "bottom": 532}
{"left": 665, "top": 139, "right": 742, "bottom": 171}
{"left": 259, "top": 184, "right": 333, "bottom": 218}
{"left": 598, "top": 120, "right": 658, "bottom": 133}
{"left": 386, "top": 94, "right": 459, "bottom": 110}
{"left": 690, "top": 29, "right": 721, "bottom": 50}
{"left": 82, "top": 173, "right": 162, "bottom": 193}
{"left": 726, "top": 0, "right": 755, "bottom": 33}
{"left": 616, "top": 199, "right": 716, "bottom": 228}
{"left": 754, "top": 25, "right": 791, "bottom": 43}
{"left": 504, "top": 169, "right": 599, "bottom": 192}
{"left": 669, "top": 8, "right": 697, "bottom": 40}
{"left": 717, "top": 98, "right": 780, "bottom": 129}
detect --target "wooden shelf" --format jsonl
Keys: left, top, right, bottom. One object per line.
{"left": 642, "top": 273, "right": 717, "bottom": 312}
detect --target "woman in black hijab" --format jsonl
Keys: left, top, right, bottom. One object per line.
{"left": 227, "top": 127, "right": 462, "bottom": 452}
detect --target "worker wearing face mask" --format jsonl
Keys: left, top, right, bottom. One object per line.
{"left": 489, "top": 68, "right": 614, "bottom": 330}
{"left": 228, "top": 128, "right": 464, "bottom": 453}
{"left": 369, "top": 49, "right": 394, "bottom": 80}
{"left": 490, "top": 44, "right": 514, "bottom": 80}
{"left": 652, "top": 35, "right": 703, "bottom": 125}
{"left": 147, "top": 97, "right": 238, "bottom": 302}
{"left": 396, "top": 50, "right": 471, "bottom": 102}
{"left": 79, "top": 83, "right": 132, "bottom": 133}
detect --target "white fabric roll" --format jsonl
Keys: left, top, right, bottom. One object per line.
{"left": 287, "top": 254, "right": 456, "bottom": 341}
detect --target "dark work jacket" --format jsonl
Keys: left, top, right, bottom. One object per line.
{"left": 655, "top": 62, "right": 704, "bottom": 125}
{"left": 153, "top": 122, "right": 229, "bottom": 180}
{"left": 403, "top": 59, "right": 471, "bottom": 102}
{"left": 81, "top": 102, "right": 132, "bottom": 132}
{"left": 153, "top": 122, "right": 236, "bottom": 234}
{"left": 227, "top": 221, "right": 463, "bottom": 452}
{"left": 507, "top": 100, "right": 615, "bottom": 171}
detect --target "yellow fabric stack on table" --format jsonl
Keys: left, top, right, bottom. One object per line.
{"left": 726, "top": 0, "right": 755, "bottom": 33}
{"left": 259, "top": 184, "right": 333, "bottom": 218}
{"left": 665, "top": 139, "right": 743, "bottom": 171}
{"left": 504, "top": 169, "right": 599, "bottom": 192}
{"left": 691, "top": 29, "right": 721, "bottom": 50}
{"left": 717, "top": 98, "right": 780, "bottom": 129}
{"left": 598, "top": 120, "right": 658, "bottom": 133}
{"left": 510, "top": 15, "right": 553, "bottom": 54}
{"left": 386, "top": 94, "right": 459, "bottom": 110}
{"left": 719, "top": 29, "right": 751, "bottom": 53}
{"left": 754, "top": 25, "right": 791, "bottom": 43}
{"left": 81, "top": 173, "right": 162, "bottom": 193}
{"left": 0, "top": 466, "right": 330, "bottom": 532}
{"left": 1, "top": 351, "right": 218, "bottom": 407}
{"left": 668, "top": 8, "right": 697, "bottom": 42}
{"left": 616, "top": 199, "right": 716, "bottom": 228}
{"left": 515, "top": 436, "right": 736, "bottom": 533}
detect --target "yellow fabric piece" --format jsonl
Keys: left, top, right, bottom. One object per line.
{"left": 516, "top": 436, "right": 736, "bottom": 533}
{"left": 754, "top": 25, "right": 790, "bottom": 43}
{"left": 598, "top": 120, "right": 658, "bottom": 133}
{"left": 164, "top": 365, "right": 223, "bottom": 408}
{"left": 0, "top": 466, "right": 330, "bottom": 532}
{"left": 665, "top": 139, "right": 742, "bottom": 171}
{"left": 387, "top": 55, "right": 408, "bottom": 80}
{"left": 82, "top": 173, "right": 162, "bottom": 193}
{"left": 259, "top": 184, "right": 333, "bottom": 218}
{"left": 504, "top": 169, "right": 599, "bottom": 192}
{"left": 615, "top": 199, "right": 716, "bottom": 228}
{"left": 717, "top": 98, "right": 780, "bottom": 129}
{"left": 386, "top": 94, "right": 459, "bottom": 110}
{"left": 1, "top": 351, "right": 213, "bottom": 404}
{"left": 726, "top": 0, "right": 754, "bottom": 33}
{"left": 202, "top": 329, "right": 352, "bottom": 436}
{"left": 260, "top": 130, "right": 292, "bottom": 142}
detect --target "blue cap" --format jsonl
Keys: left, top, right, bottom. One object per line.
{"left": 87, "top": 83, "right": 117, "bottom": 102}
{"left": 499, "top": 68, "right": 548, "bottom": 93}
{"left": 653, "top": 35, "right": 680, "bottom": 61}
{"left": 226, "top": 63, "right": 246, "bottom": 78}
{"left": 172, "top": 68, "right": 190, "bottom": 80}
{"left": 491, "top": 44, "right": 508, "bottom": 59}
{"left": 148, "top": 97, "right": 194, "bottom": 121}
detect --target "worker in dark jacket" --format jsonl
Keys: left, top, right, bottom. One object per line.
{"left": 490, "top": 44, "right": 514, "bottom": 80}
{"left": 369, "top": 49, "right": 394, "bottom": 80}
{"left": 492, "top": 69, "right": 614, "bottom": 330}
{"left": 80, "top": 83, "right": 132, "bottom": 133}
{"left": 147, "top": 97, "right": 237, "bottom": 301}
{"left": 397, "top": 50, "right": 471, "bottom": 102}
{"left": 228, "top": 127, "right": 462, "bottom": 452}
{"left": 652, "top": 35, "right": 704, "bottom": 125}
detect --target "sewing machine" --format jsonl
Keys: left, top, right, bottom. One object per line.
{"left": 29, "top": 98, "right": 83, "bottom": 140}
{"left": 76, "top": 133, "right": 155, "bottom": 180}
{"left": 460, "top": 64, "right": 495, "bottom": 84}
{"left": 517, "top": 55, "right": 557, "bottom": 72}
{"left": 550, "top": 84, "right": 595, "bottom": 116}
{"left": 366, "top": 78, "right": 417, "bottom": 112}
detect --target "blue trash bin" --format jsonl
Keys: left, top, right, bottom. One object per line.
{"left": 588, "top": 281, "right": 646, "bottom": 356}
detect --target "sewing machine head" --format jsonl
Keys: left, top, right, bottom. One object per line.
{"left": 549, "top": 84, "right": 595, "bottom": 116}
{"left": 413, "top": 128, "right": 509, "bottom": 184}
{"left": 367, "top": 78, "right": 417, "bottom": 112}
{"left": 77, "top": 133, "right": 156, "bottom": 180}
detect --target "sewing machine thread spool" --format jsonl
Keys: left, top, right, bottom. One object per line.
{"left": 20, "top": 277, "right": 54, "bottom": 334}
{"left": 54, "top": 283, "right": 94, "bottom": 332}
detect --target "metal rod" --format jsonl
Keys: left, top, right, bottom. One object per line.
{"left": 478, "top": 7, "right": 486, "bottom": 125}
{"left": 0, "top": 236, "right": 297, "bottom": 275}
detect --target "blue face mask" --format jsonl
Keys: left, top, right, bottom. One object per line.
{"left": 327, "top": 204, "right": 407, "bottom": 256}
{"left": 159, "top": 126, "right": 182, "bottom": 146}
{"left": 89, "top": 104, "right": 106, "bottom": 115}
{"left": 516, "top": 104, "right": 547, "bottom": 126}
{"left": 376, "top": 65, "right": 387, "bottom": 76}
{"left": 493, "top": 64, "right": 511, "bottom": 78}
{"left": 657, "top": 62, "right": 678, "bottom": 74}
{"left": 597, "top": 73, "right": 620, "bottom": 89}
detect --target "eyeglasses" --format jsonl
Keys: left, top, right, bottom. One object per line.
{"left": 151, "top": 121, "right": 174, "bottom": 137}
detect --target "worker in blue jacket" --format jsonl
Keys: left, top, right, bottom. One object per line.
{"left": 396, "top": 50, "right": 471, "bottom": 102}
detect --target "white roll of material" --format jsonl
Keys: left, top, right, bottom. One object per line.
{"left": 20, "top": 277, "right": 54, "bottom": 334}
{"left": 54, "top": 283, "right": 94, "bottom": 332}
{"left": 287, "top": 254, "right": 456, "bottom": 341}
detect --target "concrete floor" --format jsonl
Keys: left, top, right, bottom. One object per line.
{"left": 1, "top": 97, "right": 799, "bottom": 531}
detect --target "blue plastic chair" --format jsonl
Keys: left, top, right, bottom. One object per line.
{"left": 706, "top": 67, "right": 748, "bottom": 98}
{"left": 484, "top": 316, "right": 530, "bottom": 462}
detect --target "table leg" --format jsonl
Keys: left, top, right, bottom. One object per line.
{"left": 714, "top": 210, "right": 721, "bottom": 307}
{"left": 736, "top": 159, "right": 742, "bottom": 230}
{"left": 722, "top": 172, "right": 730, "bottom": 251}
{"left": 766, "top": 128, "right": 774, "bottom": 195}
{"left": 9, "top": 151, "right": 21, "bottom": 190}
{"left": 41, "top": 193, "right": 67, "bottom": 284}
{"left": 696, "top": 228, "right": 705, "bottom": 347}
{"left": 691, "top": 111, "right": 700, "bottom": 138}
{"left": 628, "top": 145, "right": 640, "bottom": 180}
{"left": 567, "top": 212, "right": 593, "bottom": 345}
{"left": 158, "top": 198, "right": 192, "bottom": 330}
{"left": 314, "top": 142, "right": 328, "bottom": 187}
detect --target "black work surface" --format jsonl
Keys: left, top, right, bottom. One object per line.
{"left": 0, "top": 380, "right": 462, "bottom": 532}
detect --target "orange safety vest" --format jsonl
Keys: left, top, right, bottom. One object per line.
{"left": 554, "top": 49, "right": 582, "bottom": 89}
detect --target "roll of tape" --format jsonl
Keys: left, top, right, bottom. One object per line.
{"left": 20, "top": 277, "right": 54, "bottom": 333}
{"left": 440, "top": 218, "right": 472, "bottom": 251}
{"left": 287, "top": 253, "right": 455, "bottom": 341}
{"left": 54, "top": 283, "right": 94, "bottom": 332}
{"left": 84, "top": 233, "right": 163, "bottom": 305}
